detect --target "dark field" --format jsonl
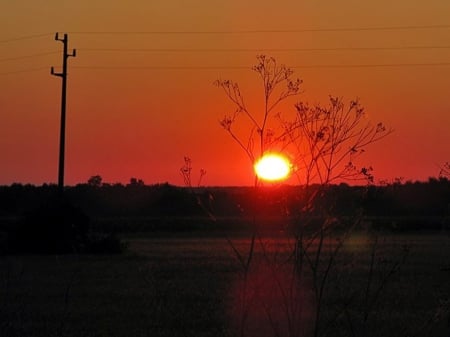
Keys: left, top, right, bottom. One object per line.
{"left": 1, "top": 230, "right": 449, "bottom": 337}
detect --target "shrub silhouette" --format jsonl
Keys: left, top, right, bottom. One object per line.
{"left": 8, "top": 197, "right": 89, "bottom": 254}
{"left": 85, "top": 232, "right": 127, "bottom": 254}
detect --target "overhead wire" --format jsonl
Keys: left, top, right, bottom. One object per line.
{"left": 2, "top": 24, "right": 449, "bottom": 44}
{"left": 2, "top": 60, "right": 450, "bottom": 76}
{"left": 4, "top": 59, "right": 450, "bottom": 75}
{"left": 1, "top": 25, "right": 450, "bottom": 75}
{"left": 67, "top": 24, "right": 450, "bottom": 35}
{"left": 70, "top": 63, "right": 450, "bottom": 71}
{"left": 0, "top": 51, "right": 59, "bottom": 63}
{"left": 0, "top": 33, "right": 53, "bottom": 44}
{"left": 79, "top": 45, "right": 450, "bottom": 53}
{"left": 3, "top": 62, "right": 450, "bottom": 76}
{"left": 0, "top": 66, "right": 49, "bottom": 75}
{"left": 2, "top": 45, "right": 448, "bottom": 65}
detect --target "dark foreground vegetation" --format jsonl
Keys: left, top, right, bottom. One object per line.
{"left": 0, "top": 234, "right": 449, "bottom": 337}
{"left": 0, "top": 180, "right": 449, "bottom": 336}
{"left": 0, "top": 178, "right": 449, "bottom": 235}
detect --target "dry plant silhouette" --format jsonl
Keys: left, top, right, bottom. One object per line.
{"left": 180, "top": 156, "right": 215, "bottom": 220}
{"left": 213, "top": 55, "right": 426, "bottom": 337}
{"left": 180, "top": 156, "right": 207, "bottom": 188}
{"left": 215, "top": 55, "right": 302, "bottom": 167}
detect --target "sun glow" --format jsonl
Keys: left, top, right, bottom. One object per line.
{"left": 254, "top": 153, "right": 292, "bottom": 182}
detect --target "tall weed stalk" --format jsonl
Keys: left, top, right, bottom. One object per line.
{"left": 213, "top": 55, "right": 408, "bottom": 337}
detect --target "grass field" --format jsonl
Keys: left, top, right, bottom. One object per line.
{"left": 1, "top": 230, "right": 449, "bottom": 337}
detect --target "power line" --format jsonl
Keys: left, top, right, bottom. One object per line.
{"left": 71, "top": 62, "right": 450, "bottom": 71}
{"left": 0, "top": 33, "right": 52, "bottom": 44}
{"left": 294, "top": 62, "right": 450, "bottom": 69}
{"left": 73, "top": 65, "right": 250, "bottom": 70}
{"left": 2, "top": 45, "right": 447, "bottom": 61}
{"left": 0, "top": 51, "right": 59, "bottom": 63}
{"left": 1, "top": 24, "right": 448, "bottom": 45}
{"left": 2, "top": 45, "right": 446, "bottom": 66}
{"left": 2, "top": 61, "right": 450, "bottom": 76}
{"left": 0, "top": 66, "right": 48, "bottom": 75}
{"left": 68, "top": 24, "right": 450, "bottom": 35}
{"left": 80, "top": 45, "right": 450, "bottom": 53}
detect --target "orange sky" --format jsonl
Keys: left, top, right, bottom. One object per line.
{"left": 1, "top": 1, "right": 449, "bottom": 186}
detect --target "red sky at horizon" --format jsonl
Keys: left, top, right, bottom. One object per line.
{"left": 1, "top": 1, "right": 449, "bottom": 186}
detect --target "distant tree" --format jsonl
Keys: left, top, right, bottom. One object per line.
{"left": 129, "top": 177, "right": 144, "bottom": 186}
{"left": 87, "top": 175, "right": 102, "bottom": 187}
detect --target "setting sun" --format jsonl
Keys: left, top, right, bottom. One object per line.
{"left": 254, "top": 153, "right": 292, "bottom": 182}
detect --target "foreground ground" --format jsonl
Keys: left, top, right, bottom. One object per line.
{"left": 0, "top": 231, "right": 449, "bottom": 337}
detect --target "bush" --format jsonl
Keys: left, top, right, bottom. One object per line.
{"left": 85, "top": 232, "right": 128, "bottom": 254}
{"left": 4, "top": 197, "right": 128, "bottom": 255}
{"left": 7, "top": 197, "right": 89, "bottom": 254}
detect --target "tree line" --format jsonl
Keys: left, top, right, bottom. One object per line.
{"left": 0, "top": 178, "right": 448, "bottom": 222}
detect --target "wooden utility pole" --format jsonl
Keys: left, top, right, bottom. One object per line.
{"left": 51, "top": 33, "right": 76, "bottom": 196}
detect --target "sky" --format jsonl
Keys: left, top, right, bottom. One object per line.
{"left": 1, "top": 0, "right": 449, "bottom": 186}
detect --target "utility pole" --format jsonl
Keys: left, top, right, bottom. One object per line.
{"left": 51, "top": 33, "right": 76, "bottom": 196}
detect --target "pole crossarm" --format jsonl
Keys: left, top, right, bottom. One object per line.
{"left": 50, "top": 66, "right": 63, "bottom": 77}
